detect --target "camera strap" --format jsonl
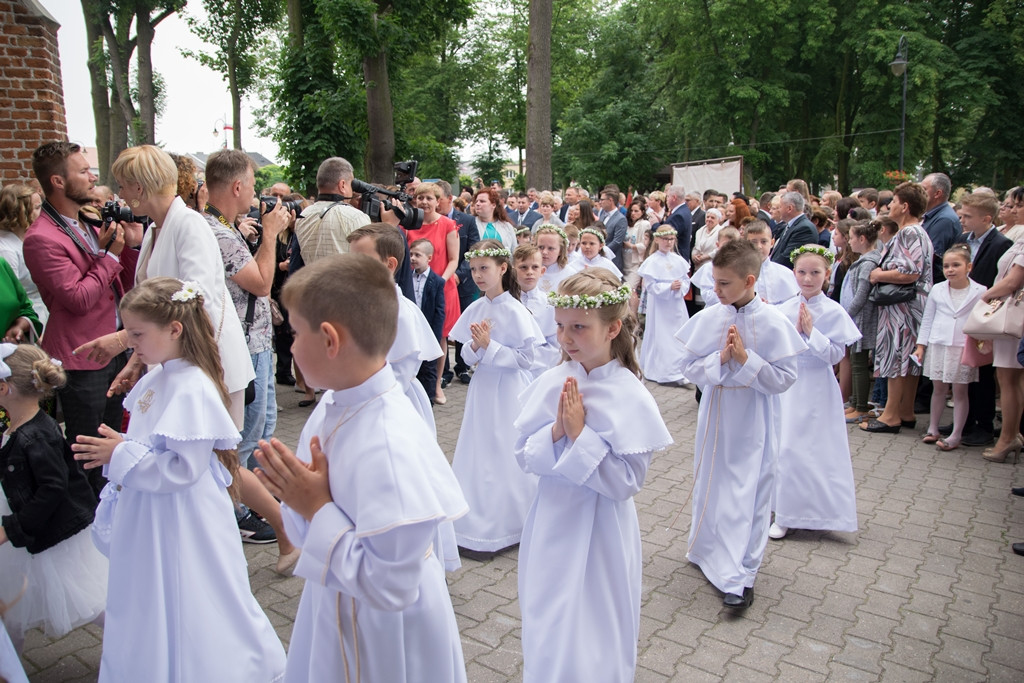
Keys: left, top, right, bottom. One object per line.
{"left": 41, "top": 200, "right": 92, "bottom": 256}
{"left": 207, "top": 203, "right": 257, "bottom": 342}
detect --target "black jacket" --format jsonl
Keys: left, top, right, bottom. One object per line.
{"left": 1, "top": 411, "right": 96, "bottom": 554}
{"left": 957, "top": 228, "right": 1012, "bottom": 288}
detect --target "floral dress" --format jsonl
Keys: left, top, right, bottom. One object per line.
{"left": 874, "top": 224, "right": 933, "bottom": 378}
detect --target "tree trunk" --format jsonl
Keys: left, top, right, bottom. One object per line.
{"left": 81, "top": 1, "right": 111, "bottom": 184}
{"left": 363, "top": 48, "right": 395, "bottom": 185}
{"left": 108, "top": 87, "right": 128, "bottom": 175}
{"left": 287, "top": 0, "right": 303, "bottom": 49}
{"left": 100, "top": 16, "right": 138, "bottom": 144}
{"left": 525, "top": 0, "right": 552, "bottom": 190}
{"left": 229, "top": 0, "right": 244, "bottom": 149}
{"left": 135, "top": 13, "right": 156, "bottom": 144}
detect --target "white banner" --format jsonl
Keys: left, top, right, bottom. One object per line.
{"left": 670, "top": 156, "right": 744, "bottom": 197}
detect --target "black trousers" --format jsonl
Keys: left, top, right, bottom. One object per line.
{"left": 417, "top": 358, "right": 438, "bottom": 403}
{"left": 964, "top": 364, "right": 996, "bottom": 436}
{"left": 60, "top": 353, "right": 127, "bottom": 498}
{"left": 273, "top": 305, "right": 294, "bottom": 379}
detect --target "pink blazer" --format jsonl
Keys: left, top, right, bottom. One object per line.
{"left": 23, "top": 211, "right": 138, "bottom": 370}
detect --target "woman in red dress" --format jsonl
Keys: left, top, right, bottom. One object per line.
{"left": 412, "top": 183, "right": 461, "bottom": 404}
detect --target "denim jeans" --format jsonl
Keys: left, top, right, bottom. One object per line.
{"left": 239, "top": 348, "right": 277, "bottom": 470}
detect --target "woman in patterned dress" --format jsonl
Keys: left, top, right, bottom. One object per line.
{"left": 861, "top": 182, "right": 934, "bottom": 434}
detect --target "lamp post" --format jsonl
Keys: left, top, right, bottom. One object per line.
{"left": 212, "top": 116, "right": 233, "bottom": 149}
{"left": 889, "top": 35, "right": 908, "bottom": 173}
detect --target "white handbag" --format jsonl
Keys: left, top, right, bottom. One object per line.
{"left": 963, "top": 289, "right": 1024, "bottom": 340}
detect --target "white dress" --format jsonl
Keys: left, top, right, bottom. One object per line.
{"left": 0, "top": 621, "right": 27, "bottom": 683}
{"left": 450, "top": 291, "right": 543, "bottom": 551}
{"left": 514, "top": 360, "right": 672, "bottom": 682}
{"left": 775, "top": 294, "right": 861, "bottom": 533}
{"left": 281, "top": 364, "right": 468, "bottom": 683}
{"left": 390, "top": 285, "right": 443, "bottom": 437}
{"left": 756, "top": 259, "right": 800, "bottom": 305}
{"left": 691, "top": 261, "right": 718, "bottom": 306}
{"left": 578, "top": 254, "right": 623, "bottom": 281}
{"left": 637, "top": 250, "right": 691, "bottom": 383}
{"left": 94, "top": 359, "right": 286, "bottom": 683}
{"left": 521, "top": 287, "right": 562, "bottom": 378}
{"left": 538, "top": 261, "right": 582, "bottom": 294}
{"left": 674, "top": 297, "right": 806, "bottom": 595}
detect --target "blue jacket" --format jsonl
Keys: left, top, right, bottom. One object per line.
{"left": 416, "top": 269, "right": 446, "bottom": 340}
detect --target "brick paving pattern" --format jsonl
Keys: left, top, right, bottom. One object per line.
{"left": 17, "top": 372, "right": 1024, "bottom": 681}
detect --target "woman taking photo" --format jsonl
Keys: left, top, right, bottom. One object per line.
{"left": 861, "top": 182, "right": 933, "bottom": 434}
{"left": 472, "top": 188, "right": 515, "bottom": 251}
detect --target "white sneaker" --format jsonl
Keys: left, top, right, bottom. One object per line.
{"left": 768, "top": 523, "right": 789, "bottom": 540}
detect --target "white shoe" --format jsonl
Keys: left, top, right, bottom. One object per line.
{"left": 768, "top": 523, "right": 789, "bottom": 540}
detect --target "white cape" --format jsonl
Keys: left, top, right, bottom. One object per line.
{"left": 521, "top": 287, "right": 562, "bottom": 378}
{"left": 390, "top": 285, "right": 443, "bottom": 438}
{"left": 637, "top": 251, "right": 691, "bottom": 382}
{"left": 515, "top": 360, "right": 672, "bottom": 682}
{"left": 775, "top": 294, "right": 861, "bottom": 532}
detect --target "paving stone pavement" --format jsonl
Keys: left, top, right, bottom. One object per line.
{"left": 16, "top": 367, "right": 1024, "bottom": 681}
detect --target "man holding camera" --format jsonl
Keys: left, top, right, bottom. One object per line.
{"left": 295, "top": 157, "right": 370, "bottom": 266}
{"left": 23, "top": 141, "right": 141, "bottom": 496}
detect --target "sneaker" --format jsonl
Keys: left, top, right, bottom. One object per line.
{"left": 238, "top": 511, "right": 276, "bottom": 544}
{"left": 768, "top": 523, "right": 789, "bottom": 540}
{"left": 458, "top": 371, "right": 472, "bottom": 385}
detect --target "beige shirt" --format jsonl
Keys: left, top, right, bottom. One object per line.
{"left": 294, "top": 200, "right": 370, "bottom": 265}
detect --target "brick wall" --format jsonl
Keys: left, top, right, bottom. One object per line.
{"left": 0, "top": 0, "right": 67, "bottom": 186}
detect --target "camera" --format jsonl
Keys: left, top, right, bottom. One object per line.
{"left": 260, "top": 196, "right": 303, "bottom": 215}
{"left": 101, "top": 200, "right": 134, "bottom": 225}
{"left": 351, "top": 161, "right": 424, "bottom": 232}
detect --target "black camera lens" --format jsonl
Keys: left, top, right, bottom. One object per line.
{"left": 260, "top": 196, "right": 303, "bottom": 215}
{"left": 101, "top": 200, "right": 134, "bottom": 224}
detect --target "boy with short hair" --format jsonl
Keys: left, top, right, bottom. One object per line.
{"left": 513, "top": 243, "right": 560, "bottom": 376}
{"left": 409, "top": 238, "right": 446, "bottom": 402}
{"left": 254, "top": 253, "right": 468, "bottom": 682}
{"left": 744, "top": 220, "right": 800, "bottom": 304}
{"left": 673, "top": 240, "right": 806, "bottom": 609}
{"left": 346, "top": 224, "right": 443, "bottom": 436}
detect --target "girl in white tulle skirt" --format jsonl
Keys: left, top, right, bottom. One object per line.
{"left": 0, "top": 344, "right": 107, "bottom": 651}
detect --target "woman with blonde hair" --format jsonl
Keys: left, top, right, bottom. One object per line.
{"left": 0, "top": 185, "right": 46, "bottom": 325}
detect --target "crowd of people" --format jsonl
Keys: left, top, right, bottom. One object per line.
{"left": 0, "top": 141, "right": 1023, "bottom": 681}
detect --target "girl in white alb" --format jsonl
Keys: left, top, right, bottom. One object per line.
{"left": 535, "top": 225, "right": 581, "bottom": 294}
{"left": 577, "top": 227, "right": 623, "bottom": 281}
{"left": 637, "top": 227, "right": 691, "bottom": 383}
{"left": 450, "top": 241, "right": 543, "bottom": 552}
{"left": 771, "top": 247, "right": 862, "bottom": 540}
{"left": 914, "top": 245, "right": 987, "bottom": 450}
{"left": 515, "top": 269, "right": 672, "bottom": 682}
{"left": 72, "top": 278, "right": 286, "bottom": 683}
{"left": 514, "top": 243, "right": 562, "bottom": 378}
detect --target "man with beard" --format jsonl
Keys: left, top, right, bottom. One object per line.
{"left": 23, "top": 141, "right": 141, "bottom": 496}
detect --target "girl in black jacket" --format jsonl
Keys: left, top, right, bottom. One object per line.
{"left": 0, "top": 344, "right": 106, "bottom": 651}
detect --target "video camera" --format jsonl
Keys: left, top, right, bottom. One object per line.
{"left": 352, "top": 160, "right": 423, "bottom": 232}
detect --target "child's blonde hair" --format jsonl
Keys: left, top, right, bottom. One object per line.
{"left": 535, "top": 226, "right": 569, "bottom": 267}
{"left": 2, "top": 344, "right": 65, "bottom": 398}
{"left": 557, "top": 269, "right": 641, "bottom": 378}
{"left": 514, "top": 242, "right": 540, "bottom": 264}
{"left": 120, "top": 278, "right": 240, "bottom": 501}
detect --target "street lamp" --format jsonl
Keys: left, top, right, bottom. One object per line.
{"left": 889, "top": 35, "right": 908, "bottom": 173}
{"left": 212, "top": 116, "right": 233, "bottom": 149}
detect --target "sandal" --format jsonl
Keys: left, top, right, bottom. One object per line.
{"left": 921, "top": 433, "right": 940, "bottom": 444}
{"left": 936, "top": 438, "right": 960, "bottom": 452}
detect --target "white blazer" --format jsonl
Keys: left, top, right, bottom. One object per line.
{"left": 916, "top": 279, "right": 987, "bottom": 347}
{"left": 137, "top": 197, "right": 255, "bottom": 393}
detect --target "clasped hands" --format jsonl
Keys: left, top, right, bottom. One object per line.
{"left": 254, "top": 437, "right": 332, "bottom": 522}
{"left": 550, "top": 376, "right": 586, "bottom": 443}
{"left": 720, "top": 324, "right": 748, "bottom": 365}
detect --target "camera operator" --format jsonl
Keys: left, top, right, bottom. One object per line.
{"left": 293, "top": 157, "right": 370, "bottom": 266}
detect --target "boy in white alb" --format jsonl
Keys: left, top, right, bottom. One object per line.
{"left": 254, "top": 253, "right": 468, "bottom": 682}
{"left": 745, "top": 220, "right": 800, "bottom": 305}
{"left": 514, "top": 243, "right": 562, "bottom": 377}
{"left": 673, "top": 240, "right": 806, "bottom": 609}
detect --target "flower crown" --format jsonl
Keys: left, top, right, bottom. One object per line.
{"left": 548, "top": 283, "right": 632, "bottom": 309}
{"left": 789, "top": 244, "right": 835, "bottom": 265}
{"left": 516, "top": 227, "right": 531, "bottom": 236}
{"left": 465, "top": 247, "right": 511, "bottom": 260}
{"left": 537, "top": 225, "right": 568, "bottom": 244}
{"left": 652, "top": 228, "right": 677, "bottom": 238}
{"left": 580, "top": 227, "right": 605, "bottom": 244}
{"left": 171, "top": 280, "right": 204, "bottom": 302}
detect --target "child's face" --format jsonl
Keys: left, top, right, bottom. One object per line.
{"left": 409, "top": 247, "right": 430, "bottom": 273}
{"left": 536, "top": 233, "right": 561, "bottom": 266}
{"left": 289, "top": 310, "right": 329, "bottom": 389}
{"left": 746, "top": 232, "right": 773, "bottom": 260}
{"left": 655, "top": 234, "right": 676, "bottom": 253}
{"left": 712, "top": 265, "right": 755, "bottom": 307}
{"left": 793, "top": 254, "right": 829, "bottom": 299}
{"left": 122, "top": 310, "right": 182, "bottom": 366}
{"left": 568, "top": 237, "right": 580, "bottom": 252}
{"left": 833, "top": 230, "right": 847, "bottom": 249}
{"left": 580, "top": 234, "right": 602, "bottom": 259}
{"left": 555, "top": 307, "right": 619, "bottom": 373}
{"left": 942, "top": 254, "right": 970, "bottom": 284}
{"left": 470, "top": 257, "right": 506, "bottom": 296}
{"left": 515, "top": 253, "right": 546, "bottom": 291}
{"left": 517, "top": 232, "right": 532, "bottom": 245}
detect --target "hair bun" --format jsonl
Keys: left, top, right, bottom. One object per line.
{"left": 31, "top": 357, "right": 67, "bottom": 395}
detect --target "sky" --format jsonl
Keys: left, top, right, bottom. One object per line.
{"left": 40, "top": 0, "right": 281, "bottom": 163}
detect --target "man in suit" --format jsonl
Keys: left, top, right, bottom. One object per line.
{"left": 770, "top": 191, "right": 818, "bottom": 269}
{"left": 409, "top": 238, "right": 446, "bottom": 402}
{"left": 23, "top": 141, "right": 141, "bottom": 495}
{"left": 559, "top": 186, "right": 579, "bottom": 222}
{"left": 598, "top": 187, "right": 629, "bottom": 270}
{"left": 516, "top": 194, "right": 542, "bottom": 227}
{"left": 686, "top": 192, "right": 705, "bottom": 230}
{"left": 504, "top": 191, "right": 520, "bottom": 224}
{"left": 921, "top": 173, "right": 962, "bottom": 284}
{"left": 437, "top": 180, "right": 480, "bottom": 385}
{"left": 526, "top": 187, "right": 539, "bottom": 211}
{"left": 757, "top": 191, "right": 777, "bottom": 234}
{"left": 950, "top": 192, "right": 1012, "bottom": 447}
{"left": 663, "top": 184, "right": 694, "bottom": 261}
